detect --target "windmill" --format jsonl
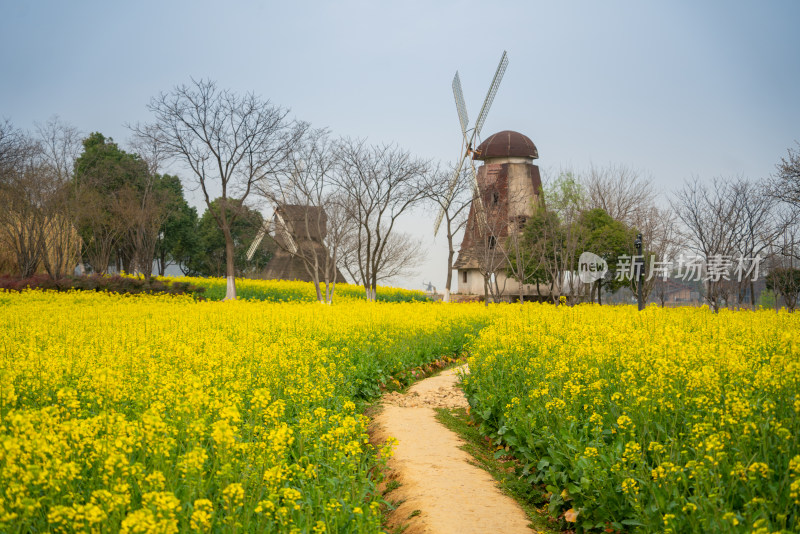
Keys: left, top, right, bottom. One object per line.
{"left": 433, "top": 51, "right": 509, "bottom": 237}
{"left": 246, "top": 161, "right": 305, "bottom": 262}
{"left": 245, "top": 208, "right": 298, "bottom": 262}
{"left": 246, "top": 216, "right": 272, "bottom": 261}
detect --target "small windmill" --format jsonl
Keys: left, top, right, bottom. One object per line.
{"left": 246, "top": 161, "right": 306, "bottom": 262}
{"left": 246, "top": 216, "right": 272, "bottom": 261}
{"left": 433, "top": 51, "right": 509, "bottom": 236}
{"left": 273, "top": 210, "right": 298, "bottom": 254}
{"left": 245, "top": 208, "right": 298, "bottom": 262}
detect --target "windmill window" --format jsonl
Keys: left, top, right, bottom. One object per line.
{"left": 492, "top": 191, "right": 500, "bottom": 205}
{"left": 462, "top": 271, "right": 467, "bottom": 283}
{"left": 488, "top": 235, "right": 497, "bottom": 249}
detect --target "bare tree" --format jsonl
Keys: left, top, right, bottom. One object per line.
{"left": 74, "top": 186, "right": 127, "bottom": 275}
{"left": 0, "top": 119, "right": 33, "bottom": 176}
{"left": 339, "top": 217, "right": 426, "bottom": 293}
{"left": 133, "top": 78, "right": 298, "bottom": 299}
{"left": 125, "top": 126, "right": 179, "bottom": 279}
{"left": 766, "top": 215, "right": 800, "bottom": 311}
{"left": 35, "top": 117, "right": 83, "bottom": 279}
{"left": 670, "top": 177, "right": 746, "bottom": 311}
{"left": 333, "top": 138, "right": 430, "bottom": 300}
{"left": 128, "top": 123, "right": 168, "bottom": 177}
{"left": 729, "top": 180, "right": 786, "bottom": 308}
{"left": 771, "top": 141, "right": 800, "bottom": 208}
{"left": 0, "top": 125, "right": 54, "bottom": 277}
{"left": 35, "top": 116, "right": 82, "bottom": 183}
{"left": 258, "top": 128, "right": 352, "bottom": 303}
{"left": 114, "top": 182, "right": 173, "bottom": 279}
{"left": 423, "top": 164, "right": 471, "bottom": 302}
{"left": 628, "top": 204, "right": 679, "bottom": 304}
{"left": 475, "top": 206, "right": 510, "bottom": 304}
{"left": 0, "top": 154, "right": 48, "bottom": 277}
{"left": 323, "top": 194, "right": 357, "bottom": 298}
{"left": 583, "top": 163, "right": 656, "bottom": 225}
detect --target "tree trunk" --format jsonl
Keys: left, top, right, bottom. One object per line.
{"left": 313, "top": 274, "right": 323, "bottom": 303}
{"left": 444, "top": 246, "right": 454, "bottom": 303}
{"left": 326, "top": 280, "right": 334, "bottom": 304}
{"left": 223, "top": 225, "right": 237, "bottom": 300}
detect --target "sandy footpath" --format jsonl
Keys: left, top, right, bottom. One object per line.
{"left": 370, "top": 366, "right": 533, "bottom": 534}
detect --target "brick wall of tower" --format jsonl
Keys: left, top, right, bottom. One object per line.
{"left": 453, "top": 161, "right": 542, "bottom": 271}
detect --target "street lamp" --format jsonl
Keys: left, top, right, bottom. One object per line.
{"left": 634, "top": 233, "right": 644, "bottom": 311}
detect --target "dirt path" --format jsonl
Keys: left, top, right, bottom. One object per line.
{"left": 371, "top": 366, "right": 533, "bottom": 534}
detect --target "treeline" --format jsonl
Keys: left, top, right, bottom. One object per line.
{"left": 490, "top": 159, "right": 800, "bottom": 311}
{"left": 0, "top": 119, "right": 272, "bottom": 282}
{"left": 0, "top": 79, "right": 443, "bottom": 304}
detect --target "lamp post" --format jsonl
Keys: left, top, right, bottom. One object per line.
{"left": 635, "top": 233, "right": 644, "bottom": 311}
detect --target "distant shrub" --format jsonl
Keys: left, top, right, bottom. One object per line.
{"left": 171, "top": 276, "right": 428, "bottom": 303}
{"left": 0, "top": 274, "right": 205, "bottom": 298}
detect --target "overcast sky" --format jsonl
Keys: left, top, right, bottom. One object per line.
{"left": 2, "top": 0, "right": 798, "bottom": 290}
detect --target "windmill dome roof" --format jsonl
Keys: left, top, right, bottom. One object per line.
{"left": 474, "top": 130, "right": 538, "bottom": 160}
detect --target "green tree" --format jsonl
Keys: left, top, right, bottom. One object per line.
{"left": 579, "top": 208, "right": 636, "bottom": 303}
{"left": 508, "top": 203, "right": 560, "bottom": 299}
{"left": 152, "top": 175, "right": 200, "bottom": 275}
{"left": 73, "top": 133, "right": 150, "bottom": 274}
{"left": 185, "top": 199, "right": 272, "bottom": 277}
{"left": 74, "top": 132, "right": 148, "bottom": 194}
{"left": 545, "top": 173, "right": 589, "bottom": 301}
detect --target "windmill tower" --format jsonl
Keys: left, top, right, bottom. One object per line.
{"left": 247, "top": 204, "right": 345, "bottom": 283}
{"left": 453, "top": 130, "right": 543, "bottom": 297}
{"left": 433, "top": 51, "right": 544, "bottom": 299}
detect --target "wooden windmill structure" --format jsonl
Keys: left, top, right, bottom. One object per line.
{"left": 247, "top": 204, "right": 345, "bottom": 283}
{"left": 436, "top": 51, "right": 545, "bottom": 299}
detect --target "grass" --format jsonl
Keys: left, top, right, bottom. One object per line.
{"left": 434, "top": 407, "right": 563, "bottom": 534}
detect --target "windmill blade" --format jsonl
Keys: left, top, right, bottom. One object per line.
{"left": 468, "top": 160, "right": 488, "bottom": 233}
{"left": 274, "top": 210, "right": 298, "bottom": 254}
{"left": 246, "top": 219, "right": 272, "bottom": 261}
{"left": 452, "top": 72, "right": 469, "bottom": 142}
{"left": 473, "top": 50, "right": 508, "bottom": 139}
{"left": 433, "top": 153, "right": 469, "bottom": 236}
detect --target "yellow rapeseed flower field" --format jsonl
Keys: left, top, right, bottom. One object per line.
{"left": 2, "top": 285, "right": 798, "bottom": 533}
{"left": 463, "top": 304, "right": 800, "bottom": 533}
{"left": 0, "top": 290, "right": 489, "bottom": 533}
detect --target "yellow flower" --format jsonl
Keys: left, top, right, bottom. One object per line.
{"left": 190, "top": 499, "right": 213, "bottom": 532}
{"left": 621, "top": 478, "right": 638, "bottom": 495}
{"left": 222, "top": 483, "right": 245, "bottom": 510}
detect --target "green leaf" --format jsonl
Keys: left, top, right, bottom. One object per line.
{"left": 622, "top": 519, "right": 645, "bottom": 526}
{"left": 537, "top": 459, "right": 550, "bottom": 470}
